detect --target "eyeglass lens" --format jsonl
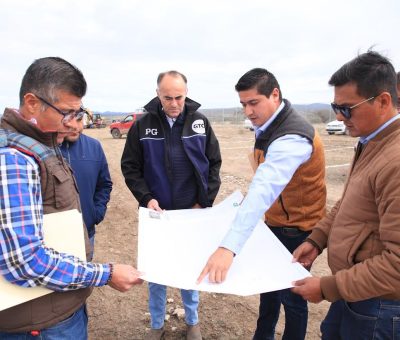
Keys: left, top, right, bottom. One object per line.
{"left": 36, "top": 95, "right": 86, "bottom": 122}
{"left": 331, "top": 104, "right": 350, "bottom": 119}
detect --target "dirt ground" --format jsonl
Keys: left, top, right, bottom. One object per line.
{"left": 85, "top": 123, "right": 356, "bottom": 339}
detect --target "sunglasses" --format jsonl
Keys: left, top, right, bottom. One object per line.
{"left": 331, "top": 96, "right": 375, "bottom": 119}
{"left": 36, "top": 95, "right": 87, "bottom": 123}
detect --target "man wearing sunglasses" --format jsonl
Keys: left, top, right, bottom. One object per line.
{"left": 292, "top": 51, "right": 400, "bottom": 339}
{"left": 60, "top": 112, "right": 113, "bottom": 260}
{"left": 0, "top": 57, "right": 142, "bottom": 339}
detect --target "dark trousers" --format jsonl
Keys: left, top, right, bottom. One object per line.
{"left": 321, "top": 298, "right": 400, "bottom": 340}
{"left": 253, "top": 226, "right": 310, "bottom": 340}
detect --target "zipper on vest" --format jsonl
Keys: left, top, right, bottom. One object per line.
{"left": 53, "top": 137, "right": 63, "bottom": 161}
{"left": 279, "top": 195, "right": 290, "bottom": 220}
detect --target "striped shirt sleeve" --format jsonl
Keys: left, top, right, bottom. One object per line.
{"left": 0, "top": 148, "right": 110, "bottom": 291}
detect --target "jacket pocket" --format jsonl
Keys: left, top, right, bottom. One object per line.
{"left": 347, "top": 222, "right": 375, "bottom": 265}
{"left": 53, "top": 168, "right": 76, "bottom": 209}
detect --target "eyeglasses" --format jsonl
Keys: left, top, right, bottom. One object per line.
{"left": 36, "top": 95, "right": 87, "bottom": 123}
{"left": 331, "top": 96, "right": 376, "bottom": 119}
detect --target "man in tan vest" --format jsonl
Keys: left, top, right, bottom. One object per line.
{"left": 0, "top": 57, "right": 142, "bottom": 339}
{"left": 198, "top": 68, "right": 326, "bottom": 340}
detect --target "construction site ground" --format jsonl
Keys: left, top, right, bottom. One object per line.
{"left": 86, "top": 123, "right": 355, "bottom": 339}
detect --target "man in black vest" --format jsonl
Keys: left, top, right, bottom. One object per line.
{"left": 198, "top": 68, "right": 326, "bottom": 340}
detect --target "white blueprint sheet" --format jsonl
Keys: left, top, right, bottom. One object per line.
{"left": 138, "top": 191, "right": 310, "bottom": 296}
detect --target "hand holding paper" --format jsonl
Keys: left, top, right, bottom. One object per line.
{"left": 292, "top": 241, "right": 319, "bottom": 269}
{"left": 147, "top": 199, "right": 162, "bottom": 212}
{"left": 291, "top": 276, "right": 323, "bottom": 303}
{"left": 108, "top": 264, "right": 143, "bottom": 292}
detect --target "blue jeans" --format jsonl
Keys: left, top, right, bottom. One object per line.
{"left": 253, "top": 226, "right": 310, "bottom": 340}
{"left": 321, "top": 298, "right": 400, "bottom": 339}
{"left": 148, "top": 282, "right": 199, "bottom": 329}
{"left": 0, "top": 305, "right": 88, "bottom": 340}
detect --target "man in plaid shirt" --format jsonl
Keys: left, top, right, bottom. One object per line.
{"left": 0, "top": 57, "right": 142, "bottom": 339}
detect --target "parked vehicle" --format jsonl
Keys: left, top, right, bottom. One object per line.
{"left": 244, "top": 118, "right": 254, "bottom": 131}
{"left": 109, "top": 112, "right": 145, "bottom": 138}
{"left": 326, "top": 120, "right": 348, "bottom": 135}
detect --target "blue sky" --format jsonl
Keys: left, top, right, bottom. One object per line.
{"left": 1, "top": 0, "right": 399, "bottom": 111}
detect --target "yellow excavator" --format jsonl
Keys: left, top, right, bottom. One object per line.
{"left": 83, "top": 108, "right": 106, "bottom": 128}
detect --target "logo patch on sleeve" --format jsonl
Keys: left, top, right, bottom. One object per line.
{"left": 192, "top": 119, "right": 205, "bottom": 134}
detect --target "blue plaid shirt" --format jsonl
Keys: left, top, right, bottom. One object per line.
{"left": 0, "top": 147, "right": 110, "bottom": 291}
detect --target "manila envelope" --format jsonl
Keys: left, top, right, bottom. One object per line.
{"left": 0, "top": 209, "right": 85, "bottom": 311}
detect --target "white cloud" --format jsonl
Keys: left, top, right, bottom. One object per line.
{"left": 1, "top": 0, "right": 399, "bottom": 111}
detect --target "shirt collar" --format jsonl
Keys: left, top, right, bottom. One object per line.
{"left": 359, "top": 114, "right": 400, "bottom": 144}
{"left": 165, "top": 114, "right": 177, "bottom": 127}
{"left": 255, "top": 101, "right": 285, "bottom": 138}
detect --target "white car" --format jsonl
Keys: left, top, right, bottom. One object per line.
{"left": 326, "top": 120, "right": 348, "bottom": 135}
{"left": 244, "top": 118, "right": 254, "bottom": 131}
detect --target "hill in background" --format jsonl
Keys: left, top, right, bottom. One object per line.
{"left": 0, "top": 104, "right": 333, "bottom": 124}
{"left": 94, "top": 102, "right": 334, "bottom": 125}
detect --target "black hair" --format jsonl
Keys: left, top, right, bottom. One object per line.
{"left": 235, "top": 68, "right": 282, "bottom": 100}
{"left": 329, "top": 50, "right": 397, "bottom": 106}
{"left": 19, "top": 57, "right": 87, "bottom": 105}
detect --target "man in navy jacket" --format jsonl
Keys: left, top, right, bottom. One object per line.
{"left": 60, "top": 114, "right": 113, "bottom": 259}
{"left": 121, "top": 70, "right": 221, "bottom": 340}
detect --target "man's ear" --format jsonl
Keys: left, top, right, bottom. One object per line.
{"left": 21, "top": 93, "right": 41, "bottom": 118}
{"left": 377, "top": 92, "right": 393, "bottom": 114}
{"left": 271, "top": 87, "right": 280, "bottom": 102}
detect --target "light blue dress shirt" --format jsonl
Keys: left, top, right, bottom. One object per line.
{"left": 220, "top": 102, "right": 313, "bottom": 255}
{"left": 359, "top": 114, "right": 400, "bottom": 144}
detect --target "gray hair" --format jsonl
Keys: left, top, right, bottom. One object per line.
{"left": 19, "top": 57, "right": 87, "bottom": 109}
{"left": 157, "top": 70, "right": 187, "bottom": 86}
